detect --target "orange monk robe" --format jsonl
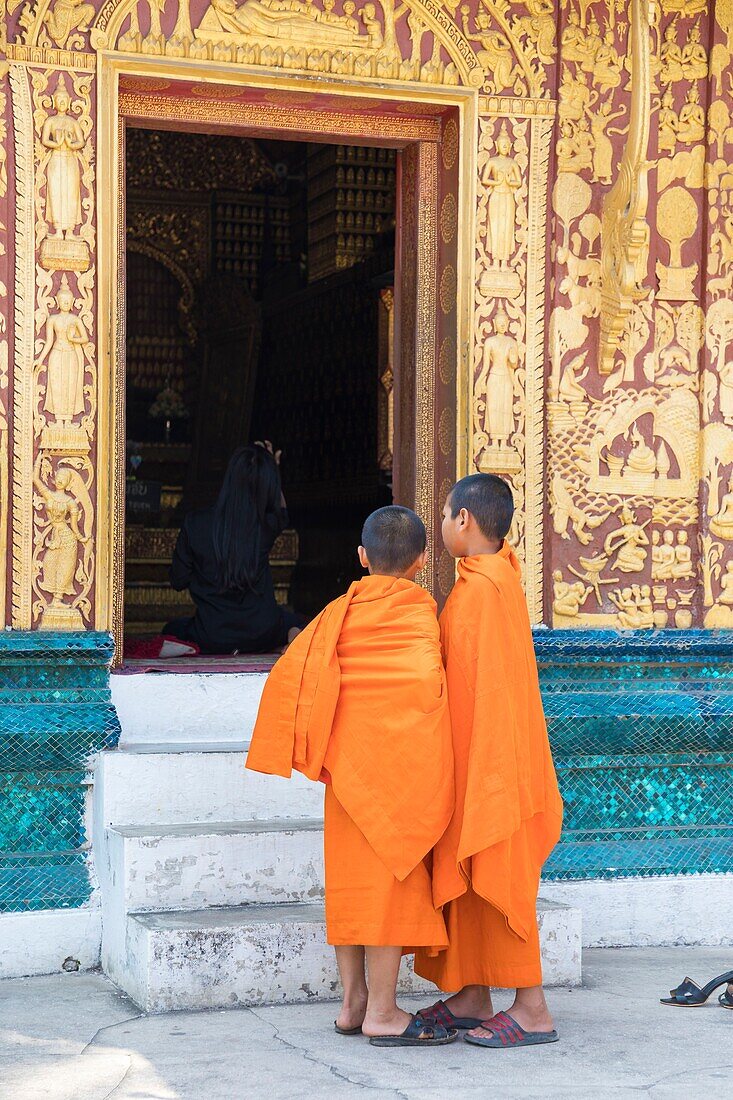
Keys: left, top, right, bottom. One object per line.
{"left": 246, "top": 574, "right": 454, "bottom": 948}
{"left": 414, "top": 544, "right": 563, "bottom": 990}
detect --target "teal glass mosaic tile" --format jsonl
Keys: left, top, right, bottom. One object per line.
{"left": 536, "top": 630, "right": 733, "bottom": 882}
{"left": 0, "top": 633, "right": 119, "bottom": 913}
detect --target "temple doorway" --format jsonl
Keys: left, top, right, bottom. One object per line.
{"left": 123, "top": 127, "right": 398, "bottom": 642}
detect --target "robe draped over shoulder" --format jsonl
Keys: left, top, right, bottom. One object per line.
{"left": 246, "top": 574, "right": 454, "bottom": 883}
{"left": 429, "top": 544, "right": 563, "bottom": 942}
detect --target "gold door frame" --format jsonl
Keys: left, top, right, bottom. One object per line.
{"left": 95, "top": 55, "right": 477, "bottom": 646}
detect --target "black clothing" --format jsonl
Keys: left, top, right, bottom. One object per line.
{"left": 166, "top": 505, "right": 295, "bottom": 654}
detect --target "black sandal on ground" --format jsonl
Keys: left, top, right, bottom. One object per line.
{"left": 719, "top": 985, "right": 733, "bottom": 1010}
{"left": 660, "top": 970, "right": 733, "bottom": 1007}
{"left": 334, "top": 1022, "right": 363, "bottom": 1035}
{"left": 416, "top": 999, "right": 484, "bottom": 1030}
{"left": 368, "top": 1015, "right": 458, "bottom": 1047}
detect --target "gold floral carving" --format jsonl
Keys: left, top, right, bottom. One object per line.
{"left": 598, "top": 0, "right": 653, "bottom": 376}
{"left": 440, "top": 191, "right": 457, "bottom": 244}
{"left": 439, "top": 263, "right": 456, "bottom": 314}
{"left": 119, "top": 92, "right": 440, "bottom": 143}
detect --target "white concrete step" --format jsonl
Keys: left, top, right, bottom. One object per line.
{"left": 107, "top": 819, "right": 324, "bottom": 912}
{"left": 113, "top": 899, "right": 582, "bottom": 1013}
{"left": 111, "top": 671, "right": 267, "bottom": 749}
{"left": 95, "top": 749, "right": 323, "bottom": 829}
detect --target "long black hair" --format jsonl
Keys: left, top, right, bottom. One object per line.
{"left": 212, "top": 445, "right": 282, "bottom": 593}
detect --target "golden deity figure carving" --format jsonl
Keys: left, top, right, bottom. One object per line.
{"left": 561, "top": 10, "right": 585, "bottom": 61}
{"left": 39, "top": 75, "right": 90, "bottom": 273}
{"left": 479, "top": 123, "right": 522, "bottom": 298}
{"left": 599, "top": 0, "right": 652, "bottom": 374}
{"left": 680, "top": 22, "right": 707, "bottom": 80}
{"left": 676, "top": 84, "right": 705, "bottom": 145}
{"left": 36, "top": 275, "right": 90, "bottom": 454}
{"left": 660, "top": 21, "right": 685, "bottom": 84}
{"left": 658, "top": 86, "right": 680, "bottom": 154}
{"left": 43, "top": 0, "right": 95, "bottom": 47}
{"left": 549, "top": 472, "right": 603, "bottom": 545}
{"left": 556, "top": 117, "right": 594, "bottom": 175}
{"left": 656, "top": 184, "right": 698, "bottom": 302}
{"left": 475, "top": 306, "right": 520, "bottom": 472}
{"left": 609, "top": 585, "right": 654, "bottom": 629}
{"left": 196, "top": 0, "right": 383, "bottom": 51}
{"left": 591, "top": 101, "right": 626, "bottom": 184}
{"left": 552, "top": 570, "right": 592, "bottom": 618}
{"left": 33, "top": 455, "right": 90, "bottom": 630}
{"left": 710, "top": 474, "right": 733, "bottom": 540}
{"left": 460, "top": 7, "right": 518, "bottom": 94}
{"left": 592, "top": 30, "right": 622, "bottom": 94}
{"left": 604, "top": 505, "right": 650, "bottom": 573}
{"left": 704, "top": 559, "right": 733, "bottom": 628}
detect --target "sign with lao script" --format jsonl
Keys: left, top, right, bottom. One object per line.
{"left": 126, "top": 479, "right": 162, "bottom": 516}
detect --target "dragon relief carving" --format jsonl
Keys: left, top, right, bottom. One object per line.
{"left": 598, "top": 0, "right": 654, "bottom": 375}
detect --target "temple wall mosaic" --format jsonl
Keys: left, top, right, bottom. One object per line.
{"left": 0, "top": 0, "right": 731, "bottom": 630}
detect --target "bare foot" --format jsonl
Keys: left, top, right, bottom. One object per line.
{"left": 441, "top": 985, "right": 494, "bottom": 1021}
{"left": 335, "top": 993, "right": 368, "bottom": 1031}
{"left": 503, "top": 988, "right": 554, "bottom": 1034}
{"left": 361, "top": 1006, "right": 413, "bottom": 1038}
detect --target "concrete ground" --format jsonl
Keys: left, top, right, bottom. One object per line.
{"left": 1, "top": 948, "right": 732, "bottom": 1100}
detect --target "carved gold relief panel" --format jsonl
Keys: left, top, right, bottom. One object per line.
{"left": 548, "top": 0, "right": 711, "bottom": 631}
{"left": 472, "top": 102, "right": 552, "bottom": 624}
{"left": 10, "top": 64, "right": 96, "bottom": 630}
{"left": 0, "top": 64, "right": 9, "bottom": 627}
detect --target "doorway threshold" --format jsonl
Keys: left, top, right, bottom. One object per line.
{"left": 115, "top": 654, "right": 280, "bottom": 675}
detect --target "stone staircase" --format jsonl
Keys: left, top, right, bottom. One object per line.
{"left": 94, "top": 730, "right": 581, "bottom": 1012}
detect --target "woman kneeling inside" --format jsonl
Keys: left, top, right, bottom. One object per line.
{"left": 164, "top": 443, "right": 304, "bottom": 654}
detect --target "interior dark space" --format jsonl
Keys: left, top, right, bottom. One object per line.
{"left": 123, "top": 126, "right": 396, "bottom": 643}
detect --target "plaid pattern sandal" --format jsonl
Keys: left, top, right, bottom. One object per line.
{"left": 417, "top": 999, "right": 484, "bottom": 1030}
{"left": 464, "top": 1011, "right": 559, "bottom": 1049}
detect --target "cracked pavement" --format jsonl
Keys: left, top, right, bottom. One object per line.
{"left": 1, "top": 948, "right": 732, "bottom": 1099}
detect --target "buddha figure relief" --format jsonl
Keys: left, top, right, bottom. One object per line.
{"left": 482, "top": 124, "right": 521, "bottom": 269}
{"left": 37, "top": 275, "right": 88, "bottom": 428}
{"left": 39, "top": 75, "right": 89, "bottom": 271}
{"left": 479, "top": 124, "right": 522, "bottom": 298}
{"left": 476, "top": 307, "right": 519, "bottom": 452}
{"left": 711, "top": 474, "right": 733, "bottom": 540}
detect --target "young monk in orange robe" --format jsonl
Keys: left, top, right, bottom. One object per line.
{"left": 246, "top": 506, "right": 457, "bottom": 1047}
{"left": 414, "top": 474, "right": 564, "bottom": 1049}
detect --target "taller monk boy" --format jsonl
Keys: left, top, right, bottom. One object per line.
{"left": 415, "top": 474, "right": 564, "bottom": 1049}
{"left": 246, "top": 506, "right": 457, "bottom": 1047}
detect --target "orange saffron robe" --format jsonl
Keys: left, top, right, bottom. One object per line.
{"left": 246, "top": 574, "right": 454, "bottom": 948}
{"left": 414, "top": 544, "right": 563, "bottom": 989}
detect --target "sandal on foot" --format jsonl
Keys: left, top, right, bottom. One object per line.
{"left": 464, "top": 1011, "right": 559, "bottom": 1049}
{"left": 417, "top": 999, "right": 484, "bottom": 1030}
{"left": 660, "top": 970, "right": 733, "bottom": 1007}
{"left": 334, "top": 1022, "right": 363, "bottom": 1035}
{"left": 368, "top": 1015, "right": 458, "bottom": 1047}
{"left": 719, "top": 987, "right": 733, "bottom": 1010}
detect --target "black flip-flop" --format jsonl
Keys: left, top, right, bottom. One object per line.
{"left": 660, "top": 970, "right": 733, "bottom": 1007}
{"left": 334, "top": 1022, "right": 363, "bottom": 1035}
{"left": 719, "top": 986, "right": 733, "bottom": 1010}
{"left": 417, "top": 999, "right": 484, "bottom": 1030}
{"left": 368, "top": 1015, "right": 458, "bottom": 1047}
{"left": 463, "top": 1011, "right": 558, "bottom": 1049}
